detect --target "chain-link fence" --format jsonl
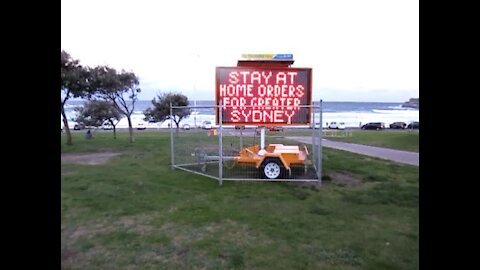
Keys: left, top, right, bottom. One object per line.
{"left": 170, "top": 103, "right": 323, "bottom": 185}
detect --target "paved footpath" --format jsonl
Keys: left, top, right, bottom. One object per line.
{"left": 285, "top": 136, "right": 419, "bottom": 166}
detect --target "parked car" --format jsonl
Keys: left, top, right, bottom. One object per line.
{"left": 202, "top": 121, "right": 212, "bottom": 129}
{"left": 407, "top": 121, "right": 419, "bottom": 129}
{"left": 61, "top": 120, "right": 79, "bottom": 130}
{"left": 312, "top": 122, "right": 321, "bottom": 129}
{"left": 74, "top": 123, "right": 86, "bottom": 130}
{"left": 268, "top": 126, "right": 284, "bottom": 132}
{"left": 328, "top": 122, "right": 338, "bottom": 129}
{"left": 235, "top": 125, "right": 245, "bottom": 130}
{"left": 328, "top": 122, "right": 346, "bottom": 130}
{"left": 102, "top": 122, "right": 113, "bottom": 130}
{"left": 389, "top": 122, "right": 407, "bottom": 129}
{"left": 102, "top": 123, "right": 113, "bottom": 130}
{"left": 182, "top": 124, "right": 190, "bottom": 130}
{"left": 136, "top": 121, "right": 147, "bottom": 130}
{"left": 361, "top": 122, "right": 385, "bottom": 130}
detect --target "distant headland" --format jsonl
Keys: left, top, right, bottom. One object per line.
{"left": 402, "top": 98, "right": 419, "bottom": 109}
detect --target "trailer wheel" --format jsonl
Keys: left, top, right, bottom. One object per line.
{"left": 261, "top": 158, "right": 285, "bottom": 179}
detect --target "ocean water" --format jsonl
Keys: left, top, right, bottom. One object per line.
{"left": 63, "top": 100, "right": 419, "bottom": 128}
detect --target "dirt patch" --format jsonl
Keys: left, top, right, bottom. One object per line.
{"left": 61, "top": 152, "right": 121, "bottom": 165}
{"left": 64, "top": 214, "right": 157, "bottom": 241}
{"left": 294, "top": 181, "right": 320, "bottom": 189}
{"left": 329, "top": 171, "right": 362, "bottom": 187}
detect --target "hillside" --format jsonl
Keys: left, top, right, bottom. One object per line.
{"left": 402, "top": 98, "right": 419, "bottom": 109}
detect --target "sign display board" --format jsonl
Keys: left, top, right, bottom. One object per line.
{"left": 240, "top": 54, "right": 294, "bottom": 60}
{"left": 216, "top": 66, "right": 312, "bottom": 125}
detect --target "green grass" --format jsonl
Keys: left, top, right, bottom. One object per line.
{"left": 62, "top": 131, "right": 418, "bottom": 269}
{"left": 254, "top": 128, "right": 419, "bottom": 152}
{"left": 324, "top": 130, "right": 419, "bottom": 152}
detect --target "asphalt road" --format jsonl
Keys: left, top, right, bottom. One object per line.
{"left": 285, "top": 136, "right": 419, "bottom": 166}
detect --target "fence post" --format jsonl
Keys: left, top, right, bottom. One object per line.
{"left": 240, "top": 128, "right": 243, "bottom": 149}
{"left": 317, "top": 100, "right": 323, "bottom": 185}
{"left": 218, "top": 101, "right": 223, "bottom": 186}
{"left": 170, "top": 102, "right": 174, "bottom": 170}
{"left": 312, "top": 104, "right": 316, "bottom": 160}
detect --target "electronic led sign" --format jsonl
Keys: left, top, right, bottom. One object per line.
{"left": 216, "top": 67, "right": 312, "bottom": 125}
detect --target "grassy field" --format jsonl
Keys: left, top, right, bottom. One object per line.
{"left": 276, "top": 129, "right": 419, "bottom": 152}
{"left": 61, "top": 131, "right": 419, "bottom": 269}
{"left": 323, "top": 130, "right": 419, "bottom": 152}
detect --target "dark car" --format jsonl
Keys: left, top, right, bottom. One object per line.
{"left": 361, "top": 122, "right": 384, "bottom": 130}
{"left": 268, "top": 126, "right": 284, "bottom": 132}
{"left": 407, "top": 121, "right": 419, "bottom": 129}
{"left": 389, "top": 122, "right": 407, "bottom": 129}
{"left": 74, "top": 123, "right": 86, "bottom": 130}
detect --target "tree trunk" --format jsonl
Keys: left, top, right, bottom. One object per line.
{"left": 109, "top": 120, "right": 117, "bottom": 139}
{"left": 127, "top": 116, "right": 135, "bottom": 142}
{"left": 61, "top": 104, "right": 73, "bottom": 145}
{"left": 174, "top": 119, "right": 180, "bottom": 133}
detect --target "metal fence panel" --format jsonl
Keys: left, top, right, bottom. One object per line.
{"left": 171, "top": 104, "right": 322, "bottom": 185}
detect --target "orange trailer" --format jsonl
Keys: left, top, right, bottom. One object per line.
{"left": 235, "top": 143, "right": 309, "bottom": 179}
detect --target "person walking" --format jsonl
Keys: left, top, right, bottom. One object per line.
{"left": 85, "top": 129, "right": 93, "bottom": 140}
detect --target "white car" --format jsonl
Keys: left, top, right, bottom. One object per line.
{"left": 328, "top": 122, "right": 346, "bottom": 130}
{"left": 61, "top": 120, "right": 80, "bottom": 131}
{"left": 202, "top": 121, "right": 212, "bottom": 129}
{"left": 102, "top": 122, "right": 113, "bottom": 130}
{"left": 136, "top": 121, "right": 147, "bottom": 130}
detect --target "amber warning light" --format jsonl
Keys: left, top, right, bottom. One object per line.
{"left": 216, "top": 67, "right": 312, "bottom": 125}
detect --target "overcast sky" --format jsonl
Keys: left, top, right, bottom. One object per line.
{"left": 61, "top": 0, "right": 418, "bottom": 102}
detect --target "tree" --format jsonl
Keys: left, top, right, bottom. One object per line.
{"left": 92, "top": 66, "right": 141, "bottom": 143}
{"left": 75, "top": 106, "right": 98, "bottom": 128}
{"left": 61, "top": 50, "right": 93, "bottom": 145}
{"left": 144, "top": 92, "right": 191, "bottom": 129}
{"left": 75, "top": 99, "right": 122, "bottom": 139}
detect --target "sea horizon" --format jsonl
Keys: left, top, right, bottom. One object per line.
{"left": 63, "top": 99, "right": 418, "bottom": 129}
